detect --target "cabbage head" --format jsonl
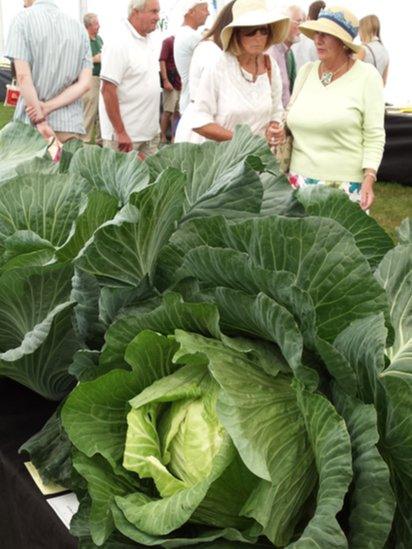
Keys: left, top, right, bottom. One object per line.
{"left": 61, "top": 295, "right": 363, "bottom": 548}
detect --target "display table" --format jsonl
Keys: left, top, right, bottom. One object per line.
{"left": 0, "top": 379, "right": 77, "bottom": 549}
{"left": 379, "top": 113, "right": 412, "bottom": 185}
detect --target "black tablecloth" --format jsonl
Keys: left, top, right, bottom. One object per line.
{"left": 0, "top": 379, "right": 77, "bottom": 549}
{"left": 379, "top": 114, "right": 412, "bottom": 185}
{"left": 0, "top": 67, "right": 12, "bottom": 102}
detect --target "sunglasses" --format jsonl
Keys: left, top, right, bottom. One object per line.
{"left": 240, "top": 26, "right": 271, "bottom": 37}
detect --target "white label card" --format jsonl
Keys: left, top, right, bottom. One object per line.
{"left": 47, "top": 492, "right": 80, "bottom": 530}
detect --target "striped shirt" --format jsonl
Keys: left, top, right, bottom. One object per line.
{"left": 5, "top": 0, "right": 92, "bottom": 133}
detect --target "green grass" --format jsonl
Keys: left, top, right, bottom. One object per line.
{"left": 0, "top": 104, "right": 410, "bottom": 240}
{"left": 0, "top": 104, "right": 14, "bottom": 128}
{"left": 372, "top": 182, "right": 412, "bottom": 241}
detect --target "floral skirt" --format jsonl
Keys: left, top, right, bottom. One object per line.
{"left": 288, "top": 173, "right": 361, "bottom": 203}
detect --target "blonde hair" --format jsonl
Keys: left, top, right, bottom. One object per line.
{"left": 203, "top": 0, "right": 235, "bottom": 49}
{"left": 83, "top": 13, "right": 98, "bottom": 28}
{"left": 359, "top": 15, "right": 382, "bottom": 44}
{"left": 227, "top": 26, "right": 273, "bottom": 56}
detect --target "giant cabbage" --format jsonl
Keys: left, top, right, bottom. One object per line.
{"left": 0, "top": 122, "right": 410, "bottom": 546}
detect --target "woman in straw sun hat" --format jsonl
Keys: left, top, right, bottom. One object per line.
{"left": 188, "top": 0, "right": 290, "bottom": 145}
{"left": 285, "top": 6, "right": 385, "bottom": 210}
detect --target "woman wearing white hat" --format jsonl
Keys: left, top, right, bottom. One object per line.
{"left": 189, "top": 0, "right": 290, "bottom": 145}
{"left": 286, "top": 6, "right": 385, "bottom": 210}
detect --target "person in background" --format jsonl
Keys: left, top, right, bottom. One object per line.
{"left": 100, "top": 0, "right": 161, "bottom": 156}
{"left": 159, "top": 35, "right": 181, "bottom": 143}
{"left": 173, "top": 1, "right": 209, "bottom": 114}
{"left": 83, "top": 13, "right": 103, "bottom": 145}
{"left": 357, "top": 15, "right": 389, "bottom": 86}
{"left": 267, "top": 5, "right": 306, "bottom": 108}
{"left": 5, "top": 0, "right": 92, "bottom": 143}
{"left": 292, "top": 1, "right": 325, "bottom": 70}
{"left": 175, "top": 0, "right": 235, "bottom": 143}
{"left": 286, "top": 6, "right": 385, "bottom": 210}
{"left": 190, "top": 0, "right": 289, "bottom": 146}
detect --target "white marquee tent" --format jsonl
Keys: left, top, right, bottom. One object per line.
{"left": 0, "top": 0, "right": 411, "bottom": 105}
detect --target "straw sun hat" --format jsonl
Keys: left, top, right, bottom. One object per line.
{"left": 299, "top": 6, "right": 361, "bottom": 53}
{"left": 220, "top": 0, "right": 291, "bottom": 52}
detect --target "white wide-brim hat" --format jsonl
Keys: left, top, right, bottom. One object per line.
{"left": 220, "top": 0, "right": 291, "bottom": 51}
{"left": 299, "top": 6, "right": 361, "bottom": 53}
{"left": 181, "top": 0, "right": 208, "bottom": 17}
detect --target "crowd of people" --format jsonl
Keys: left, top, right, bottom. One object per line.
{"left": 5, "top": 0, "right": 390, "bottom": 210}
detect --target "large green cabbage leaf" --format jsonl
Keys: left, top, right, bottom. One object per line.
{"left": 0, "top": 264, "right": 79, "bottom": 398}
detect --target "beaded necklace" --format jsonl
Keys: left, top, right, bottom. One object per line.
{"left": 238, "top": 56, "right": 259, "bottom": 83}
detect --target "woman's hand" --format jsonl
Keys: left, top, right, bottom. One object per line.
{"left": 266, "top": 121, "right": 285, "bottom": 147}
{"left": 360, "top": 173, "right": 376, "bottom": 210}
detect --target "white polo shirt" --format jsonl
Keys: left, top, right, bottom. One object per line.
{"left": 174, "top": 25, "right": 201, "bottom": 113}
{"left": 99, "top": 20, "right": 160, "bottom": 142}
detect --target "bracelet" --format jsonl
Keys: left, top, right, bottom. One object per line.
{"left": 363, "top": 171, "right": 377, "bottom": 183}
{"left": 35, "top": 117, "right": 46, "bottom": 125}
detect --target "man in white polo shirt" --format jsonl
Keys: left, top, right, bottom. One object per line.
{"left": 174, "top": 1, "right": 209, "bottom": 114}
{"left": 100, "top": 0, "right": 160, "bottom": 155}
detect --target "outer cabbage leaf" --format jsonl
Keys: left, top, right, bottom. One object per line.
{"left": 289, "top": 383, "right": 353, "bottom": 548}
{"left": 73, "top": 452, "right": 141, "bottom": 546}
{"left": 177, "top": 246, "right": 315, "bottom": 341}
{"left": 332, "top": 386, "right": 395, "bottom": 549}
{"left": 376, "top": 244, "right": 412, "bottom": 371}
{"left": 19, "top": 408, "right": 73, "bottom": 487}
{"left": 210, "top": 287, "right": 315, "bottom": 388}
{"left": 0, "top": 172, "right": 90, "bottom": 256}
{"left": 0, "top": 121, "right": 48, "bottom": 182}
{"left": 100, "top": 293, "right": 222, "bottom": 370}
{"left": 56, "top": 190, "right": 119, "bottom": 262}
{"left": 376, "top": 244, "right": 412, "bottom": 546}
{"left": 69, "top": 349, "right": 101, "bottom": 382}
{"left": 112, "top": 501, "right": 260, "bottom": 548}
{"left": 0, "top": 264, "right": 79, "bottom": 399}
{"left": 397, "top": 217, "right": 412, "bottom": 245}
{"left": 76, "top": 168, "right": 185, "bottom": 288}
{"left": 69, "top": 144, "right": 150, "bottom": 204}
{"left": 71, "top": 269, "right": 105, "bottom": 345}
{"left": 296, "top": 186, "right": 393, "bottom": 269}
{"left": 58, "top": 139, "right": 84, "bottom": 173}
{"left": 259, "top": 172, "right": 301, "bottom": 217}
{"left": 171, "top": 215, "right": 389, "bottom": 344}
{"left": 145, "top": 126, "right": 265, "bottom": 221}
{"left": 63, "top": 366, "right": 147, "bottom": 470}
{"left": 176, "top": 244, "right": 355, "bottom": 394}
{"left": 330, "top": 314, "right": 387, "bottom": 404}
{"left": 1, "top": 230, "right": 55, "bottom": 271}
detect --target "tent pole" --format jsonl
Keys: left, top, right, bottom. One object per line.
{"left": 79, "top": 0, "right": 88, "bottom": 21}
{"left": 0, "top": 0, "right": 5, "bottom": 54}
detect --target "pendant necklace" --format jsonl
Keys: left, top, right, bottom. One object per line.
{"left": 320, "top": 60, "right": 348, "bottom": 86}
{"left": 239, "top": 56, "right": 259, "bottom": 83}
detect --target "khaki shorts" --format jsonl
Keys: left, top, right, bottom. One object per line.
{"left": 55, "top": 131, "right": 84, "bottom": 143}
{"left": 162, "top": 89, "right": 180, "bottom": 114}
{"left": 103, "top": 134, "right": 160, "bottom": 157}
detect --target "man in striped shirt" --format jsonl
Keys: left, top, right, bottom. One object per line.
{"left": 5, "top": 0, "right": 92, "bottom": 143}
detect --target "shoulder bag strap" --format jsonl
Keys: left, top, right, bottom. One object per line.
{"left": 289, "top": 62, "right": 312, "bottom": 107}
{"left": 264, "top": 54, "right": 272, "bottom": 84}
{"left": 364, "top": 43, "right": 377, "bottom": 68}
